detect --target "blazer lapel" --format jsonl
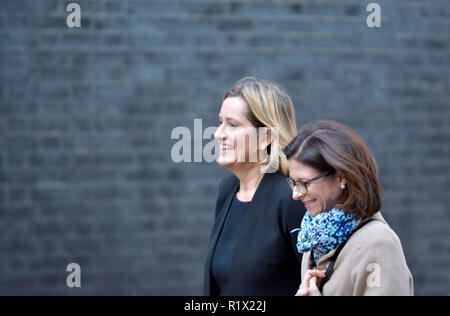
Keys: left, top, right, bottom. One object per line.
{"left": 204, "top": 180, "right": 239, "bottom": 294}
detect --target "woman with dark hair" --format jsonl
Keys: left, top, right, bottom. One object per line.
{"left": 284, "top": 120, "right": 413, "bottom": 296}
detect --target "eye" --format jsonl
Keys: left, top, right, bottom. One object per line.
{"left": 229, "top": 122, "right": 237, "bottom": 127}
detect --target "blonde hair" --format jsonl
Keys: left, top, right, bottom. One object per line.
{"left": 223, "top": 77, "right": 297, "bottom": 175}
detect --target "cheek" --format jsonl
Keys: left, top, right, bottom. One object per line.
{"left": 322, "top": 186, "right": 343, "bottom": 208}
{"left": 234, "top": 132, "right": 252, "bottom": 153}
{"left": 309, "top": 185, "right": 342, "bottom": 212}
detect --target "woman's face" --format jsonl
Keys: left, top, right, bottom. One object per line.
{"left": 288, "top": 159, "right": 346, "bottom": 217}
{"left": 214, "top": 96, "right": 257, "bottom": 168}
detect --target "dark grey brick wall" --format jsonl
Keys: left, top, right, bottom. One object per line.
{"left": 0, "top": 0, "right": 448, "bottom": 295}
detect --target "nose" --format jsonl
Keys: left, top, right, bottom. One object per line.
{"left": 292, "top": 186, "right": 304, "bottom": 201}
{"left": 214, "top": 123, "right": 226, "bottom": 142}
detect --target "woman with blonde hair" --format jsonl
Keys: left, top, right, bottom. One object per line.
{"left": 204, "top": 77, "right": 306, "bottom": 295}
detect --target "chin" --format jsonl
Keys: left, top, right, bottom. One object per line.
{"left": 307, "top": 209, "right": 321, "bottom": 217}
{"left": 217, "top": 157, "right": 236, "bottom": 166}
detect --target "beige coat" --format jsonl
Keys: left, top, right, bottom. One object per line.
{"left": 301, "top": 212, "right": 414, "bottom": 296}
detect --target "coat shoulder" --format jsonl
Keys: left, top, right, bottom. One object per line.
{"left": 356, "top": 214, "right": 402, "bottom": 247}
{"left": 264, "top": 172, "right": 305, "bottom": 230}
{"left": 265, "top": 172, "right": 295, "bottom": 200}
{"left": 214, "top": 173, "right": 239, "bottom": 218}
{"left": 345, "top": 213, "right": 405, "bottom": 260}
{"left": 216, "top": 172, "right": 239, "bottom": 198}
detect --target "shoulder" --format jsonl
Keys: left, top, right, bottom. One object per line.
{"left": 261, "top": 171, "right": 294, "bottom": 201}
{"left": 214, "top": 172, "right": 239, "bottom": 218}
{"left": 261, "top": 172, "right": 306, "bottom": 228}
{"left": 359, "top": 213, "right": 402, "bottom": 246}
{"left": 340, "top": 213, "right": 413, "bottom": 295}
{"left": 345, "top": 213, "right": 406, "bottom": 260}
{"left": 218, "top": 172, "right": 239, "bottom": 194}
{"left": 219, "top": 171, "right": 289, "bottom": 200}
{"left": 257, "top": 172, "right": 299, "bottom": 209}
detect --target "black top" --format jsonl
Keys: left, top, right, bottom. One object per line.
{"left": 211, "top": 194, "right": 251, "bottom": 296}
{"left": 204, "top": 171, "right": 306, "bottom": 296}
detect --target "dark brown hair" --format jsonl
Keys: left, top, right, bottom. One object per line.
{"left": 283, "top": 120, "right": 382, "bottom": 220}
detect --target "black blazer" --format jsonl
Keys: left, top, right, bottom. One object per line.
{"left": 204, "top": 171, "right": 306, "bottom": 296}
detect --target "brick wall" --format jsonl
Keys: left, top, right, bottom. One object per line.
{"left": 0, "top": 0, "right": 448, "bottom": 295}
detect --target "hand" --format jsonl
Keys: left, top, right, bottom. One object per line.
{"left": 295, "top": 270, "right": 326, "bottom": 296}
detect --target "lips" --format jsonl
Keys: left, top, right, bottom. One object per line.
{"left": 220, "top": 144, "right": 235, "bottom": 151}
{"left": 303, "top": 199, "right": 317, "bottom": 209}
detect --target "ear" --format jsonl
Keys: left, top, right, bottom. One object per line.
{"left": 336, "top": 174, "right": 347, "bottom": 189}
{"left": 258, "top": 127, "right": 272, "bottom": 152}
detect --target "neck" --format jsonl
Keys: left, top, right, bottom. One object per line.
{"left": 228, "top": 163, "right": 265, "bottom": 202}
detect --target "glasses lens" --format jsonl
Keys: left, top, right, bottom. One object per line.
{"left": 287, "top": 177, "right": 307, "bottom": 193}
{"left": 298, "top": 182, "right": 307, "bottom": 194}
{"left": 287, "top": 178, "right": 295, "bottom": 190}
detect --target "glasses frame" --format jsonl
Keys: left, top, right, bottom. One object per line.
{"left": 287, "top": 170, "right": 335, "bottom": 194}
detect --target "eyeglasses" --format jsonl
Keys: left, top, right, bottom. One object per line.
{"left": 286, "top": 170, "right": 335, "bottom": 194}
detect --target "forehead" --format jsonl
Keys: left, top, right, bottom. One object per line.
{"left": 219, "top": 97, "right": 248, "bottom": 119}
{"left": 288, "top": 159, "right": 321, "bottom": 180}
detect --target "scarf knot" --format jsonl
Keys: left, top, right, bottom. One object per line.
{"left": 296, "top": 208, "right": 360, "bottom": 262}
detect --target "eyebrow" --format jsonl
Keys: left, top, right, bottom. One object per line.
{"left": 289, "top": 175, "right": 309, "bottom": 183}
{"left": 218, "top": 115, "right": 240, "bottom": 122}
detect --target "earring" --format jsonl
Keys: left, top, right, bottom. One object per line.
{"left": 340, "top": 184, "right": 346, "bottom": 189}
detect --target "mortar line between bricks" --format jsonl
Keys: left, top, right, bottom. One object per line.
{"left": 3, "top": 11, "right": 449, "bottom": 22}
{"left": 112, "top": 0, "right": 366, "bottom": 4}
{"left": 32, "top": 29, "right": 360, "bottom": 38}
{"left": 0, "top": 0, "right": 429, "bottom": 7}
{"left": 26, "top": 29, "right": 450, "bottom": 39}
{"left": 2, "top": 46, "right": 448, "bottom": 56}
{"left": 113, "top": 0, "right": 418, "bottom": 4}
{"left": 12, "top": 78, "right": 448, "bottom": 89}
{"left": 0, "top": 12, "right": 377, "bottom": 22}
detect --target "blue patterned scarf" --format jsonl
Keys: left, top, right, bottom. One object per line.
{"left": 296, "top": 208, "right": 360, "bottom": 262}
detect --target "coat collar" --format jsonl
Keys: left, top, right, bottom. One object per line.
{"left": 305, "top": 211, "right": 387, "bottom": 270}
